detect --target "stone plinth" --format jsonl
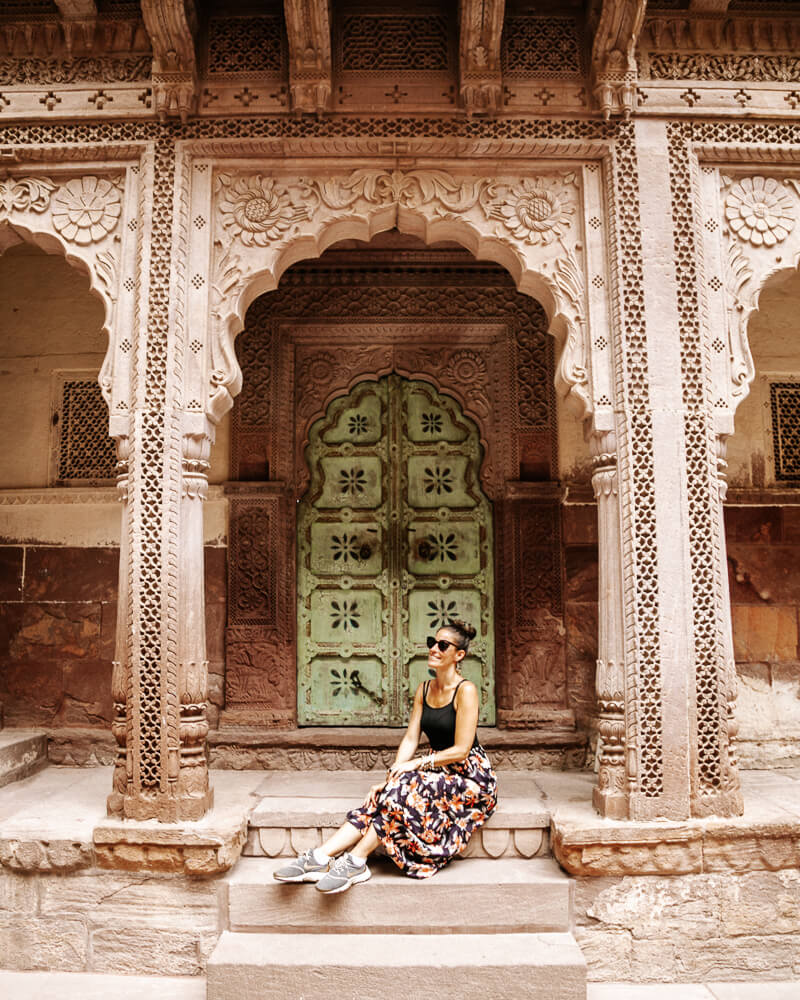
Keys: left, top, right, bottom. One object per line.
{"left": 542, "top": 770, "right": 800, "bottom": 877}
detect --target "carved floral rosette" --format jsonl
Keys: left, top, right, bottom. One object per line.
{"left": 209, "top": 165, "right": 594, "bottom": 424}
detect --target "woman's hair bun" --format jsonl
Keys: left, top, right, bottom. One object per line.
{"left": 447, "top": 619, "right": 477, "bottom": 647}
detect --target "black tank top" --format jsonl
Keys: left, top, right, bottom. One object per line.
{"left": 420, "top": 679, "right": 479, "bottom": 752}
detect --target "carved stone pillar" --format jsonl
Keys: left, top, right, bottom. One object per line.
{"left": 108, "top": 435, "right": 130, "bottom": 817}
{"left": 715, "top": 434, "right": 742, "bottom": 806}
{"left": 175, "top": 433, "right": 214, "bottom": 817}
{"left": 589, "top": 428, "right": 628, "bottom": 819}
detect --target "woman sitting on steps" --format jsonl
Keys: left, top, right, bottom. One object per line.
{"left": 274, "top": 620, "right": 498, "bottom": 894}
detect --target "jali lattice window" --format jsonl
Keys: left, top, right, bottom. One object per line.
{"left": 52, "top": 374, "right": 116, "bottom": 484}
{"left": 770, "top": 381, "right": 800, "bottom": 483}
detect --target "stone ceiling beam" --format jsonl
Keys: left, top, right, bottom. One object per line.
{"left": 140, "top": 0, "right": 199, "bottom": 122}
{"left": 590, "top": 0, "right": 647, "bottom": 119}
{"left": 283, "top": 0, "right": 332, "bottom": 116}
{"left": 458, "top": 0, "right": 505, "bottom": 116}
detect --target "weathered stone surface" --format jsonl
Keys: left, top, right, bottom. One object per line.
{"left": 586, "top": 875, "right": 721, "bottom": 940}
{"left": 0, "top": 916, "right": 87, "bottom": 971}
{"left": 204, "top": 546, "right": 227, "bottom": 605}
{"left": 732, "top": 605, "right": 798, "bottom": 663}
{"left": 207, "top": 931, "right": 587, "bottom": 1000}
{"left": 0, "top": 838, "right": 93, "bottom": 873}
{"left": 562, "top": 505, "right": 598, "bottom": 545}
{"left": 718, "top": 870, "right": 800, "bottom": 936}
{"left": 565, "top": 546, "right": 598, "bottom": 602}
{"left": 90, "top": 926, "right": 210, "bottom": 976}
{"left": 0, "top": 870, "right": 38, "bottom": 913}
{"left": 725, "top": 506, "right": 782, "bottom": 544}
{"left": 47, "top": 729, "right": 116, "bottom": 766}
{"left": 0, "top": 548, "right": 23, "bottom": 601}
{"left": 23, "top": 547, "right": 119, "bottom": 603}
{"left": 572, "top": 928, "right": 632, "bottom": 982}
{"left": 39, "top": 871, "right": 219, "bottom": 931}
{"left": 0, "top": 730, "right": 47, "bottom": 788}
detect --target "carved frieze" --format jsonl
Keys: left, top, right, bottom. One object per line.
{"left": 208, "top": 164, "right": 595, "bottom": 428}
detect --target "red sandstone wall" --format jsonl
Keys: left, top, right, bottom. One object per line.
{"left": 0, "top": 544, "right": 227, "bottom": 731}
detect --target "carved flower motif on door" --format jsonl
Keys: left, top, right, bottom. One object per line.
{"left": 218, "top": 173, "right": 312, "bottom": 246}
{"left": 724, "top": 176, "right": 795, "bottom": 248}
{"left": 51, "top": 176, "right": 121, "bottom": 245}
{"left": 495, "top": 179, "right": 574, "bottom": 245}
{"left": 442, "top": 349, "right": 487, "bottom": 385}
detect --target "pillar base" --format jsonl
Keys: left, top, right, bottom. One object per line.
{"left": 107, "top": 786, "right": 214, "bottom": 823}
{"left": 592, "top": 785, "right": 629, "bottom": 821}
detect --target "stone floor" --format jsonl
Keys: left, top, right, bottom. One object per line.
{"left": 0, "top": 972, "right": 797, "bottom": 999}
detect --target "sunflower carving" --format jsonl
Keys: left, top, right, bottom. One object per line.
{"left": 496, "top": 179, "right": 574, "bottom": 245}
{"left": 725, "top": 176, "right": 794, "bottom": 248}
{"left": 218, "top": 174, "right": 312, "bottom": 246}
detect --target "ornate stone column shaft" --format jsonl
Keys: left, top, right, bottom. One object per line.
{"left": 589, "top": 429, "right": 628, "bottom": 819}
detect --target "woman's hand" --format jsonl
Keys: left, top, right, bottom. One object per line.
{"left": 388, "top": 759, "right": 420, "bottom": 777}
{"left": 367, "top": 780, "right": 385, "bottom": 801}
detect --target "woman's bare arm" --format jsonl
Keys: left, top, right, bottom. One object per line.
{"left": 391, "top": 682, "right": 424, "bottom": 766}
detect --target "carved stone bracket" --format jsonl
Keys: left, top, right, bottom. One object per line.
{"left": 140, "top": 0, "right": 198, "bottom": 122}
{"left": 458, "top": 0, "right": 505, "bottom": 116}
{"left": 283, "top": 0, "right": 332, "bottom": 116}
{"left": 590, "top": 0, "right": 647, "bottom": 118}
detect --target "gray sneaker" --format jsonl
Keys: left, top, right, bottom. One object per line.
{"left": 315, "top": 852, "right": 371, "bottom": 894}
{"left": 273, "top": 849, "right": 329, "bottom": 883}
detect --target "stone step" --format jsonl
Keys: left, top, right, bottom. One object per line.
{"left": 0, "top": 729, "right": 47, "bottom": 790}
{"left": 207, "top": 930, "right": 587, "bottom": 1000}
{"left": 223, "top": 856, "right": 572, "bottom": 934}
{"left": 244, "top": 769, "right": 551, "bottom": 860}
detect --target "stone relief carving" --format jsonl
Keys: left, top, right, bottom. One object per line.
{"left": 217, "top": 173, "right": 312, "bottom": 245}
{"left": 724, "top": 175, "right": 794, "bottom": 248}
{"left": 209, "top": 165, "right": 595, "bottom": 428}
{"left": 707, "top": 172, "right": 800, "bottom": 416}
{"left": 51, "top": 175, "right": 122, "bottom": 244}
{"left": 0, "top": 176, "right": 56, "bottom": 217}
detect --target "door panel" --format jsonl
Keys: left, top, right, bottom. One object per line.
{"left": 298, "top": 376, "right": 494, "bottom": 725}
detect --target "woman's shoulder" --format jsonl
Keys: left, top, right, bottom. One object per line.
{"left": 455, "top": 678, "right": 478, "bottom": 702}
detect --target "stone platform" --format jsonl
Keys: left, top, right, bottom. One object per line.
{"left": 1, "top": 765, "right": 800, "bottom": 985}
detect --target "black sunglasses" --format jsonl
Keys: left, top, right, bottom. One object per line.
{"left": 426, "top": 636, "right": 461, "bottom": 653}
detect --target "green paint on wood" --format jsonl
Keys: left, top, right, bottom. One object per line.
{"left": 298, "top": 376, "right": 495, "bottom": 726}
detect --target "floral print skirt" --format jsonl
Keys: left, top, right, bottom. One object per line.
{"left": 346, "top": 745, "right": 498, "bottom": 879}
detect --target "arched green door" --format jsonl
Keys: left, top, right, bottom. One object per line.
{"left": 298, "top": 376, "right": 494, "bottom": 726}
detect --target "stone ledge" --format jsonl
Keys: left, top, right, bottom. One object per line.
{"left": 543, "top": 771, "right": 800, "bottom": 877}
{"left": 0, "top": 729, "right": 48, "bottom": 789}
{"left": 209, "top": 726, "right": 588, "bottom": 771}
{"left": 0, "top": 767, "right": 264, "bottom": 877}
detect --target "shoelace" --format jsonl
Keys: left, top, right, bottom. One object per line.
{"left": 330, "top": 854, "right": 357, "bottom": 876}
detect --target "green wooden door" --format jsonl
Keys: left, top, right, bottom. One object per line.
{"left": 297, "top": 376, "right": 494, "bottom": 726}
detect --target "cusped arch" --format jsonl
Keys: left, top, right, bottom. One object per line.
{"left": 0, "top": 218, "right": 118, "bottom": 408}
{"left": 295, "top": 363, "right": 500, "bottom": 501}
{"left": 209, "top": 205, "right": 593, "bottom": 426}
